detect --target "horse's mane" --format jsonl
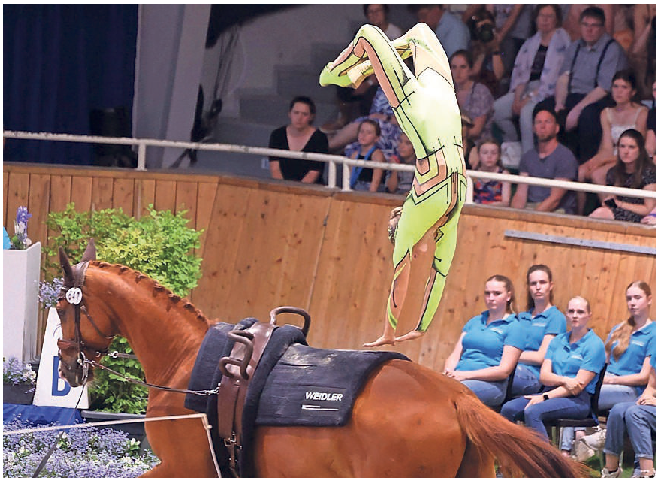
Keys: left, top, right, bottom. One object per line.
{"left": 88, "top": 260, "right": 210, "bottom": 326}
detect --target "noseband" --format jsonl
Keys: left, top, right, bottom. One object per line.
{"left": 56, "top": 261, "right": 115, "bottom": 381}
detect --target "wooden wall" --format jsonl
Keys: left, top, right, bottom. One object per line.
{"left": 5, "top": 163, "right": 656, "bottom": 371}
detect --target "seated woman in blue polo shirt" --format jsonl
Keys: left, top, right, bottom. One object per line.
{"left": 573, "top": 281, "right": 656, "bottom": 460}
{"left": 500, "top": 296, "right": 606, "bottom": 441}
{"left": 443, "top": 274, "right": 524, "bottom": 407}
{"left": 511, "top": 264, "right": 567, "bottom": 396}
{"left": 601, "top": 344, "right": 656, "bottom": 478}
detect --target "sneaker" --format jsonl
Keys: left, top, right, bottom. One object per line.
{"left": 637, "top": 470, "right": 656, "bottom": 478}
{"left": 574, "top": 439, "right": 596, "bottom": 462}
{"left": 601, "top": 467, "right": 623, "bottom": 478}
{"left": 583, "top": 428, "right": 606, "bottom": 450}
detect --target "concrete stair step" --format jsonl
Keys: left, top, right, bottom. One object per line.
{"left": 190, "top": 118, "right": 272, "bottom": 176}
{"left": 239, "top": 94, "right": 337, "bottom": 127}
{"left": 275, "top": 65, "right": 334, "bottom": 103}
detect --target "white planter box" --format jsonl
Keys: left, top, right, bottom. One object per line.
{"left": 3, "top": 242, "right": 41, "bottom": 362}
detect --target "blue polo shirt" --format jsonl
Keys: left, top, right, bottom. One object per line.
{"left": 606, "top": 321, "right": 656, "bottom": 392}
{"left": 545, "top": 329, "right": 606, "bottom": 394}
{"left": 456, "top": 312, "right": 525, "bottom": 372}
{"left": 517, "top": 306, "right": 567, "bottom": 379}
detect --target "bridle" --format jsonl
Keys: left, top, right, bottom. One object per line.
{"left": 55, "top": 259, "right": 220, "bottom": 396}
{"left": 56, "top": 261, "right": 116, "bottom": 383}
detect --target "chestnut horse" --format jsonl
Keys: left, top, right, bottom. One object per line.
{"left": 55, "top": 243, "right": 587, "bottom": 478}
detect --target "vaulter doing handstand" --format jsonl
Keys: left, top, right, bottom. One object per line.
{"left": 320, "top": 23, "right": 467, "bottom": 346}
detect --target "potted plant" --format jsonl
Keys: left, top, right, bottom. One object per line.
{"left": 3, "top": 206, "right": 41, "bottom": 363}
{"left": 43, "top": 203, "right": 203, "bottom": 415}
{"left": 3, "top": 357, "right": 37, "bottom": 404}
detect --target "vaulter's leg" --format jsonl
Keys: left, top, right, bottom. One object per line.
{"left": 396, "top": 177, "right": 464, "bottom": 343}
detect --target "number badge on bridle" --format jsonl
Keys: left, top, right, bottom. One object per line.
{"left": 66, "top": 287, "right": 83, "bottom": 305}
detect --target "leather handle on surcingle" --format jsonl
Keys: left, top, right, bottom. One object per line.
{"left": 269, "top": 306, "right": 311, "bottom": 337}
{"left": 219, "top": 330, "right": 254, "bottom": 380}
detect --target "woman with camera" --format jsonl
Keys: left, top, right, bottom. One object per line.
{"left": 589, "top": 128, "right": 656, "bottom": 223}
{"left": 493, "top": 4, "right": 571, "bottom": 153}
{"left": 466, "top": 7, "right": 505, "bottom": 97}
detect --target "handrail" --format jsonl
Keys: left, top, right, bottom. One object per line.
{"left": 4, "top": 130, "right": 656, "bottom": 203}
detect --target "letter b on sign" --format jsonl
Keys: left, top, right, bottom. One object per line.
{"left": 51, "top": 355, "right": 71, "bottom": 396}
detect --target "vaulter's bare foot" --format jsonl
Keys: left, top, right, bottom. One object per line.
{"left": 363, "top": 335, "right": 396, "bottom": 347}
{"left": 394, "top": 330, "right": 425, "bottom": 343}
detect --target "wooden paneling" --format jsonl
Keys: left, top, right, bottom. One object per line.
{"left": 4, "top": 164, "right": 656, "bottom": 371}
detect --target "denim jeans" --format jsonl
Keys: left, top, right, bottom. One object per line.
{"left": 462, "top": 378, "right": 508, "bottom": 407}
{"left": 561, "top": 382, "right": 640, "bottom": 451}
{"left": 493, "top": 80, "right": 541, "bottom": 153}
{"left": 604, "top": 402, "right": 656, "bottom": 460}
{"left": 501, "top": 390, "right": 591, "bottom": 439}
{"left": 510, "top": 364, "right": 543, "bottom": 397}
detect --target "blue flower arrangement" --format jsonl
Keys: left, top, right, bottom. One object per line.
{"left": 38, "top": 277, "right": 64, "bottom": 309}
{"left": 3, "top": 419, "right": 159, "bottom": 477}
{"left": 3, "top": 357, "right": 37, "bottom": 386}
{"left": 8, "top": 206, "right": 33, "bottom": 250}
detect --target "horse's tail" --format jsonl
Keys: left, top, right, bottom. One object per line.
{"left": 453, "top": 392, "right": 588, "bottom": 478}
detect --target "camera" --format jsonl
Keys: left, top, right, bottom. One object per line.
{"left": 467, "top": 9, "right": 496, "bottom": 44}
{"left": 475, "top": 23, "right": 495, "bottom": 43}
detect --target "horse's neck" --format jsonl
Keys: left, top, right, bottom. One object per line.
{"left": 88, "top": 266, "right": 208, "bottom": 384}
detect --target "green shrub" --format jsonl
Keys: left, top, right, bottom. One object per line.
{"left": 44, "top": 203, "right": 203, "bottom": 413}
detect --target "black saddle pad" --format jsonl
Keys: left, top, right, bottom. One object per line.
{"left": 254, "top": 343, "right": 409, "bottom": 427}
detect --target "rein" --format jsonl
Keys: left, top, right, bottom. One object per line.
{"left": 58, "top": 260, "right": 219, "bottom": 396}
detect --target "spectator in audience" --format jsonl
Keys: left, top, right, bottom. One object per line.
{"left": 443, "top": 274, "right": 524, "bottom": 408}
{"left": 408, "top": 5, "right": 470, "bottom": 59}
{"left": 322, "top": 5, "right": 403, "bottom": 134}
{"left": 510, "top": 106, "right": 579, "bottom": 213}
{"left": 386, "top": 132, "right": 416, "bottom": 196}
{"left": 268, "top": 96, "right": 328, "bottom": 184}
{"left": 536, "top": 6, "right": 629, "bottom": 164}
{"left": 571, "top": 280, "right": 656, "bottom": 461}
{"left": 326, "top": 86, "right": 401, "bottom": 161}
{"left": 500, "top": 296, "right": 606, "bottom": 444}
{"left": 511, "top": 264, "right": 567, "bottom": 397}
{"left": 578, "top": 70, "right": 648, "bottom": 215}
{"left": 589, "top": 129, "right": 656, "bottom": 223}
{"left": 472, "top": 138, "right": 511, "bottom": 206}
{"left": 451, "top": 50, "right": 495, "bottom": 155}
{"left": 647, "top": 80, "right": 656, "bottom": 160}
{"left": 563, "top": 5, "right": 616, "bottom": 42}
{"left": 462, "top": 5, "right": 534, "bottom": 86}
{"left": 600, "top": 360, "right": 656, "bottom": 478}
{"left": 465, "top": 7, "right": 505, "bottom": 97}
{"left": 348, "top": 119, "right": 386, "bottom": 192}
{"left": 365, "top": 4, "right": 402, "bottom": 39}
{"left": 630, "top": 5, "right": 656, "bottom": 100}
{"left": 598, "top": 283, "right": 655, "bottom": 478}
{"left": 493, "top": 5, "right": 571, "bottom": 154}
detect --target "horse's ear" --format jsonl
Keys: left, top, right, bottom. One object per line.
{"left": 81, "top": 239, "right": 96, "bottom": 263}
{"left": 59, "top": 247, "right": 75, "bottom": 285}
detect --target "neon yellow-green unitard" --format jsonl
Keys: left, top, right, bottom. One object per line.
{"left": 320, "top": 23, "right": 467, "bottom": 346}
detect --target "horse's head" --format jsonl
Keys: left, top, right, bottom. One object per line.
{"left": 56, "top": 240, "right": 115, "bottom": 387}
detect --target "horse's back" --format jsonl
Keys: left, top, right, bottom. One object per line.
{"left": 254, "top": 359, "right": 472, "bottom": 478}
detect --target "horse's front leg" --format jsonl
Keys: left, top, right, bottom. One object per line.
{"left": 141, "top": 419, "right": 219, "bottom": 478}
